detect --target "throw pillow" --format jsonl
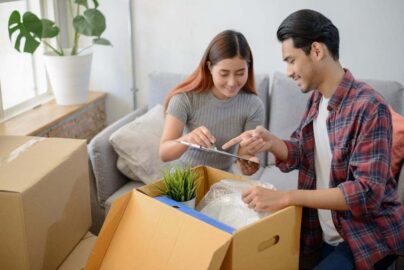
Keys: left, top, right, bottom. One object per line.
{"left": 390, "top": 107, "right": 404, "bottom": 177}
{"left": 109, "top": 104, "right": 168, "bottom": 184}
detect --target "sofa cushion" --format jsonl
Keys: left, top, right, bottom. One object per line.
{"left": 366, "top": 79, "right": 404, "bottom": 115}
{"left": 109, "top": 104, "right": 169, "bottom": 184}
{"left": 267, "top": 72, "right": 310, "bottom": 165}
{"left": 148, "top": 72, "right": 186, "bottom": 109}
{"left": 254, "top": 74, "right": 270, "bottom": 129}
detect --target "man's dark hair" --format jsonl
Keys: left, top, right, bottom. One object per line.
{"left": 277, "top": 9, "right": 340, "bottom": 60}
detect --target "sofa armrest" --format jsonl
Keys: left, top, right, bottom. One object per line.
{"left": 88, "top": 106, "right": 148, "bottom": 206}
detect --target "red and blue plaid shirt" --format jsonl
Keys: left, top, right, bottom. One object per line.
{"left": 276, "top": 70, "right": 404, "bottom": 269}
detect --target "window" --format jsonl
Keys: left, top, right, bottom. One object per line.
{"left": 0, "top": 0, "right": 57, "bottom": 121}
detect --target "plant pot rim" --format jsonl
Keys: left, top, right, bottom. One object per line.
{"left": 44, "top": 48, "right": 93, "bottom": 57}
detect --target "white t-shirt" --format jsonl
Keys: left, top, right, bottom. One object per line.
{"left": 313, "top": 96, "right": 343, "bottom": 246}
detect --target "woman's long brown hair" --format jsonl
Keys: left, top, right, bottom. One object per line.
{"left": 164, "top": 30, "right": 256, "bottom": 111}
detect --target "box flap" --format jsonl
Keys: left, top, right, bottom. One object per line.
{"left": 0, "top": 136, "right": 85, "bottom": 192}
{"left": 86, "top": 190, "right": 132, "bottom": 270}
{"left": 86, "top": 190, "right": 232, "bottom": 270}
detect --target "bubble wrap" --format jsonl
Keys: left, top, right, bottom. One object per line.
{"left": 197, "top": 179, "right": 276, "bottom": 229}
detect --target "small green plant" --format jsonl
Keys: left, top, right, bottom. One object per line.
{"left": 8, "top": 0, "right": 111, "bottom": 56}
{"left": 160, "top": 166, "right": 198, "bottom": 202}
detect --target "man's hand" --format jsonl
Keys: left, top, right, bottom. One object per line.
{"left": 222, "top": 125, "right": 273, "bottom": 155}
{"left": 242, "top": 186, "right": 290, "bottom": 212}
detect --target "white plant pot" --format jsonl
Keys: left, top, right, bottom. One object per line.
{"left": 181, "top": 197, "right": 196, "bottom": 209}
{"left": 44, "top": 49, "right": 93, "bottom": 105}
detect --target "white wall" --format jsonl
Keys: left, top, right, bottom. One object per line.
{"left": 94, "top": 0, "right": 404, "bottom": 123}
{"left": 130, "top": 0, "right": 404, "bottom": 110}
{"left": 89, "top": 0, "right": 135, "bottom": 124}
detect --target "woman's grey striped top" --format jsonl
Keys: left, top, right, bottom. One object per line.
{"left": 167, "top": 90, "right": 264, "bottom": 171}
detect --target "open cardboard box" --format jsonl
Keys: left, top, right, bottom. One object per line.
{"left": 86, "top": 166, "right": 302, "bottom": 270}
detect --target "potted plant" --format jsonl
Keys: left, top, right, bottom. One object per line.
{"left": 7, "top": 0, "right": 111, "bottom": 105}
{"left": 160, "top": 166, "right": 199, "bottom": 208}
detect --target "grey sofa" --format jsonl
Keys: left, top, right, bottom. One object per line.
{"left": 88, "top": 72, "right": 404, "bottom": 245}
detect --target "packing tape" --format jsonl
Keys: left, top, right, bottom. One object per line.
{"left": 1, "top": 137, "right": 45, "bottom": 166}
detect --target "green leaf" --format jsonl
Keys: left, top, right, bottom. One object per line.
{"left": 41, "top": 19, "right": 59, "bottom": 38}
{"left": 8, "top": 10, "right": 42, "bottom": 53}
{"left": 74, "top": 0, "right": 88, "bottom": 9}
{"left": 73, "top": 9, "right": 106, "bottom": 37}
{"left": 161, "top": 166, "right": 198, "bottom": 202}
{"left": 8, "top": 10, "right": 21, "bottom": 39}
{"left": 23, "top": 12, "right": 43, "bottom": 37}
{"left": 92, "top": 0, "right": 99, "bottom": 9}
{"left": 93, "top": 37, "right": 111, "bottom": 46}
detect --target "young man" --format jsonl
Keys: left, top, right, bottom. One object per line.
{"left": 223, "top": 9, "right": 404, "bottom": 270}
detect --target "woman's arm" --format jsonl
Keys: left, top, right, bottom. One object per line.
{"left": 159, "top": 114, "right": 189, "bottom": 162}
{"left": 159, "top": 114, "right": 216, "bottom": 162}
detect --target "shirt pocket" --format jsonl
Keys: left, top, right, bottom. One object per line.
{"left": 331, "top": 147, "right": 350, "bottom": 186}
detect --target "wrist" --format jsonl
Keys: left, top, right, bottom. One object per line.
{"left": 179, "top": 135, "right": 189, "bottom": 142}
{"left": 285, "top": 190, "right": 296, "bottom": 207}
{"left": 265, "top": 141, "right": 273, "bottom": 152}
{"left": 265, "top": 133, "right": 276, "bottom": 152}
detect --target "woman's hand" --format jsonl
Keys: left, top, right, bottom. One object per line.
{"left": 182, "top": 126, "right": 216, "bottom": 148}
{"left": 236, "top": 157, "right": 260, "bottom": 175}
{"left": 222, "top": 125, "right": 273, "bottom": 175}
{"left": 236, "top": 145, "right": 260, "bottom": 175}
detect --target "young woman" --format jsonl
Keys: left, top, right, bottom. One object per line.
{"left": 159, "top": 29, "right": 264, "bottom": 173}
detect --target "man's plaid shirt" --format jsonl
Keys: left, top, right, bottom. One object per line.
{"left": 276, "top": 70, "right": 404, "bottom": 269}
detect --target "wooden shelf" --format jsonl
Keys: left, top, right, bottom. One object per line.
{"left": 0, "top": 91, "right": 106, "bottom": 136}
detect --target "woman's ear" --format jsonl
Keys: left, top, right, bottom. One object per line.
{"left": 207, "top": 61, "right": 212, "bottom": 71}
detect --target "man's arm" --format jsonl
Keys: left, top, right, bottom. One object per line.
{"left": 242, "top": 186, "right": 349, "bottom": 212}
{"left": 288, "top": 188, "right": 348, "bottom": 210}
{"left": 337, "top": 104, "right": 393, "bottom": 217}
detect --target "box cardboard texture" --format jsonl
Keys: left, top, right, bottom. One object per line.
{"left": 86, "top": 166, "right": 302, "bottom": 270}
{"left": 0, "top": 136, "right": 91, "bottom": 270}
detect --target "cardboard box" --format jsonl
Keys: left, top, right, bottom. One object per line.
{"left": 86, "top": 166, "right": 302, "bottom": 270}
{"left": 0, "top": 136, "right": 91, "bottom": 270}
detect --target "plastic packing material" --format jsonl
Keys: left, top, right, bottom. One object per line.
{"left": 197, "top": 179, "right": 276, "bottom": 229}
